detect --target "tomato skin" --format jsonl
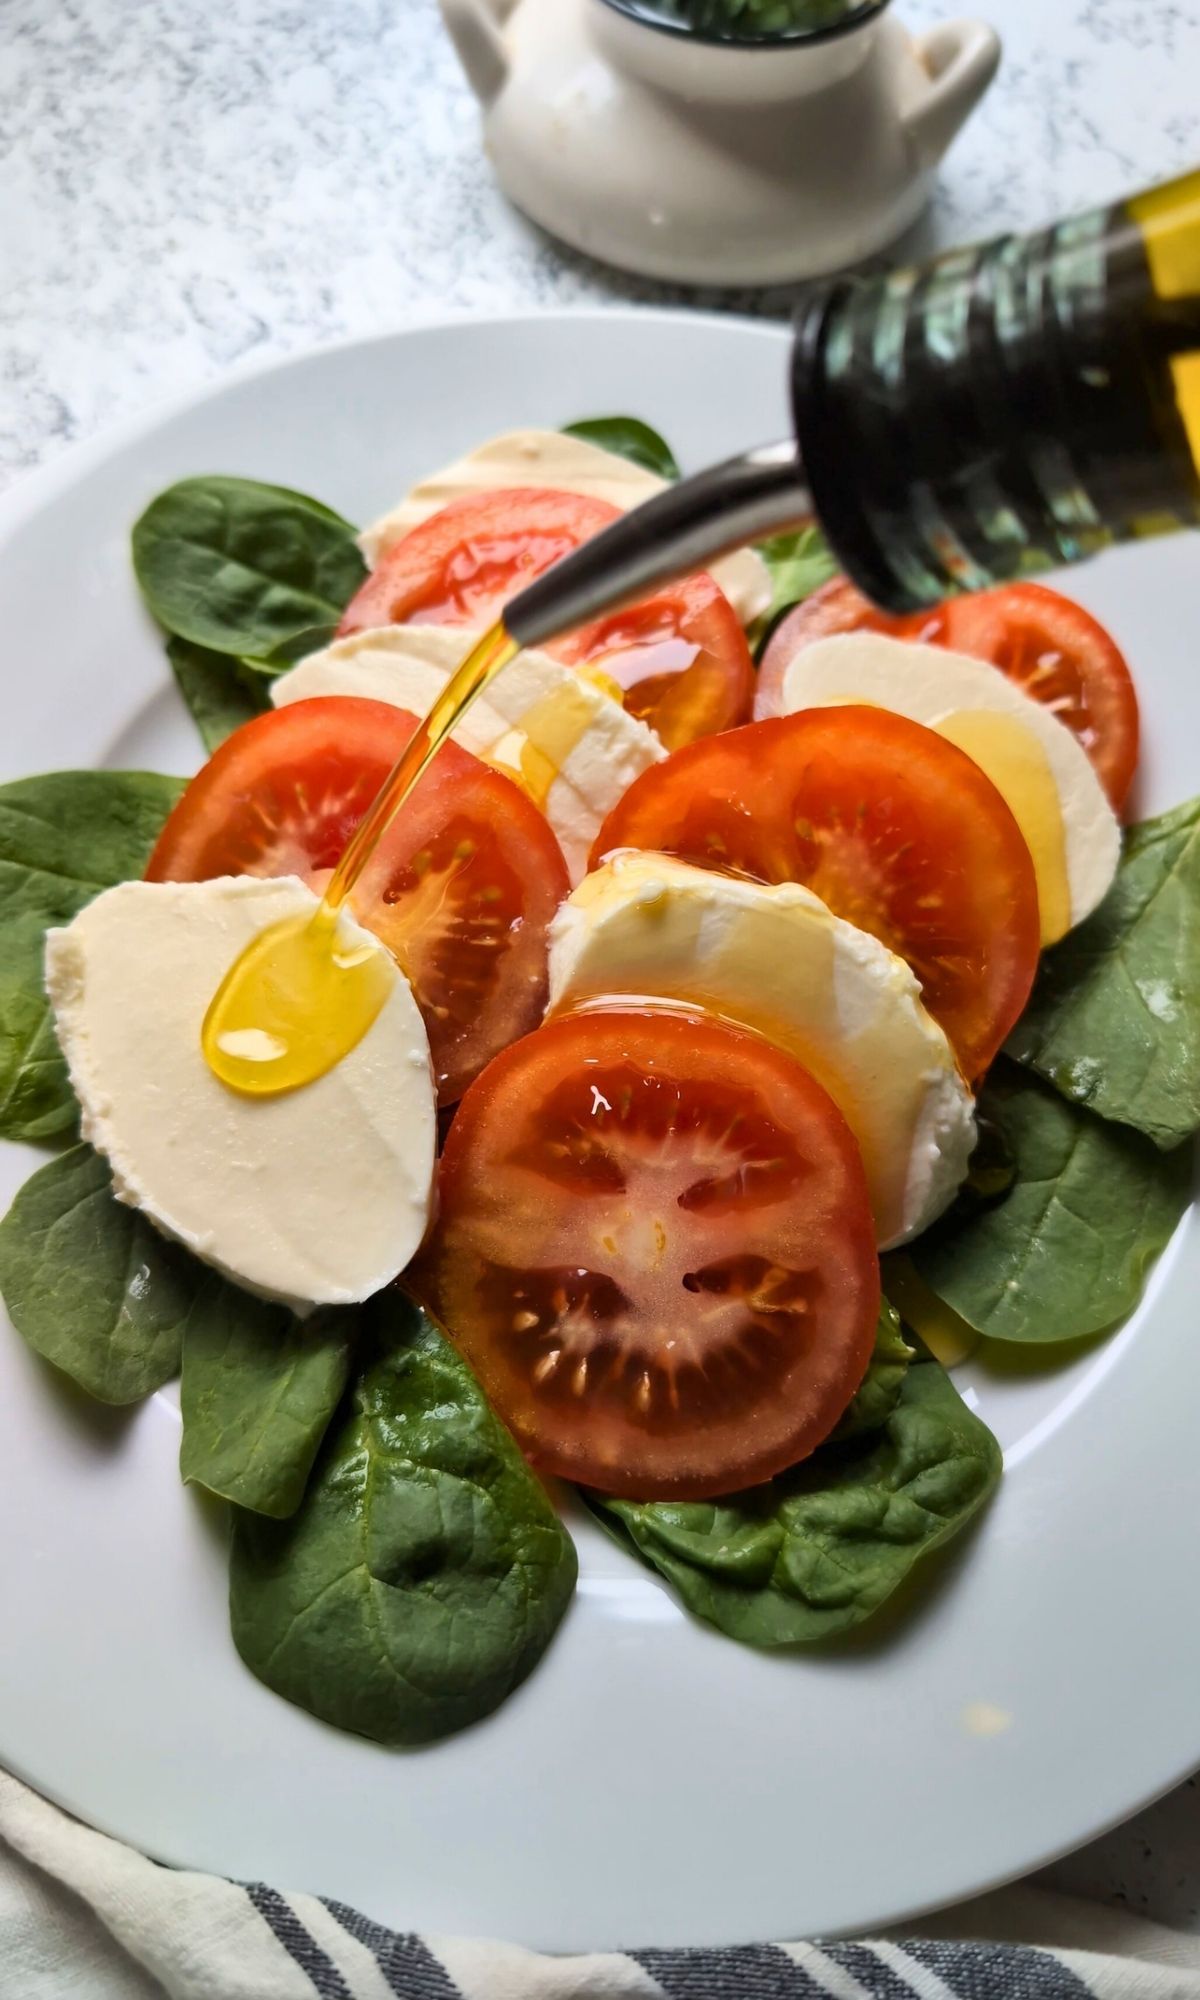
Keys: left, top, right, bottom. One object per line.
{"left": 146, "top": 697, "right": 569, "bottom": 1104}
{"left": 339, "top": 485, "right": 753, "bottom": 746}
{"left": 418, "top": 1007, "right": 881, "bottom": 1500}
{"left": 942, "top": 583, "right": 1139, "bottom": 810}
{"left": 550, "top": 573, "right": 754, "bottom": 748}
{"left": 591, "top": 707, "right": 1041, "bottom": 1081}
{"left": 756, "top": 575, "right": 950, "bottom": 720}
{"left": 338, "top": 488, "right": 620, "bottom": 635}
{"left": 756, "top": 574, "right": 1139, "bottom": 811}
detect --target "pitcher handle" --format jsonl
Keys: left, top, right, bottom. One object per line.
{"left": 903, "top": 20, "right": 1001, "bottom": 169}
{"left": 439, "top": 0, "right": 509, "bottom": 106}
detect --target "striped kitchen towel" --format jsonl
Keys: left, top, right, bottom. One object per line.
{"left": 2, "top": 1771, "right": 1199, "bottom": 2000}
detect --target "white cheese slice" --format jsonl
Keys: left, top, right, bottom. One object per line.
{"left": 778, "top": 631, "right": 1121, "bottom": 940}
{"left": 357, "top": 427, "right": 772, "bottom": 628}
{"left": 548, "top": 851, "right": 975, "bottom": 1249}
{"left": 45, "top": 876, "right": 437, "bottom": 1314}
{"left": 271, "top": 624, "right": 666, "bottom": 885}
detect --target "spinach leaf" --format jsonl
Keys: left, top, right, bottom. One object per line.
{"left": 880, "top": 1252, "right": 980, "bottom": 1371}
{"left": 0, "top": 770, "right": 185, "bottom": 1142}
{"left": 239, "top": 623, "right": 341, "bottom": 678}
{"left": 3, "top": 1137, "right": 353, "bottom": 1494}
{"left": 0, "top": 1144, "right": 193, "bottom": 1402}
{"left": 911, "top": 1061, "right": 1191, "bottom": 1344}
{"left": 753, "top": 523, "right": 839, "bottom": 634}
{"left": 132, "top": 477, "right": 365, "bottom": 660}
{"left": 586, "top": 1355, "right": 999, "bottom": 1647}
{"left": 831, "top": 1298, "right": 913, "bottom": 1441}
{"left": 168, "top": 619, "right": 337, "bottom": 752}
{"left": 1007, "top": 794, "right": 1200, "bottom": 1149}
{"left": 230, "top": 1291, "right": 577, "bottom": 1745}
{"left": 168, "top": 637, "right": 270, "bottom": 753}
{"left": 562, "top": 416, "right": 680, "bottom": 481}
{"left": 180, "top": 1278, "right": 353, "bottom": 1518}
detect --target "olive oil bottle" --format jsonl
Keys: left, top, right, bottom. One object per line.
{"left": 789, "top": 169, "right": 1200, "bottom": 610}
{"left": 500, "top": 170, "right": 1200, "bottom": 652}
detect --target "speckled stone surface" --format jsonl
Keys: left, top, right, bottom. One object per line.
{"left": 2, "top": 0, "right": 1200, "bottom": 1935}
{"left": 3, "top": 0, "right": 1200, "bottom": 486}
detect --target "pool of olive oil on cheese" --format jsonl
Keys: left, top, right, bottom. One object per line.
{"left": 485, "top": 680, "right": 603, "bottom": 814}
{"left": 202, "top": 622, "right": 520, "bottom": 1096}
{"left": 933, "top": 711, "right": 1071, "bottom": 945}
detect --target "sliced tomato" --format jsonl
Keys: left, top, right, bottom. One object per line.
{"left": 941, "top": 583, "right": 1139, "bottom": 810}
{"left": 755, "top": 575, "right": 949, "bottom": 720}
{"left": 591, "top": 707, "right": 1040, "bottom": 1080}
{"left": 417, "top": 1007, "right": 880, "bottom": 1499}
{"left": 548, "top": 573, "right": 754, "bottom": 749}
{"left": 339, "top": 486, "right": 754, "bottom": 748}
{"left": 757, "top": 574, "right": 1139, "bottom": 810}
{"left": 146, "top": 697, "right": 569, "bottom": 1104}
{"left": 338, "top": 488, "right": 619, "bottom": 635}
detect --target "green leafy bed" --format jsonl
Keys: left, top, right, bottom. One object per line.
{"left": 0, "top": 417, "right": 1195, "bottom": 1747}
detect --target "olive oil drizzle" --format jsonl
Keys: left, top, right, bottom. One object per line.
{"left": 202, "top": 622, "right": 519, "bottom": 1097}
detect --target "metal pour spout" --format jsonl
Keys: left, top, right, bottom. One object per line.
{"left": 503, "top": 438, "right": 813, "bottom": 650}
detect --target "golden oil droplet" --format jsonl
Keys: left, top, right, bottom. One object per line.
{"left": 203, "top": 621, "right": 520, "bottom": 1097}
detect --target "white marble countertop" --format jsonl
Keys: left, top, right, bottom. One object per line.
{"left": 2, "top": 0, "right": 1200, "bottom": 1936}
{"left": 4, "top": 0, "right": 1200, "bottom": 487}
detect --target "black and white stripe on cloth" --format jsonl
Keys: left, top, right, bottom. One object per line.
{"left": 2, "top": 1774, "right": 1198, "bottom": 2000}
{"left": 239, "top": 1885, "right": 1187, "bottom": 2000}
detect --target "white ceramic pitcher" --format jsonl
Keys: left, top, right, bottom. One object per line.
{"left": 440, "top": 0, "right": 1000, "bottom": 284}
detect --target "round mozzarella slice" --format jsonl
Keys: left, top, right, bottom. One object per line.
{"left": 271, "top": 624, "right": 666, "bottom": 884}
{"left": 547, "top": 850, "right": 975, "bottom": 1249}
{"left": 778, "top": 630, "right": 1121, "bottom": 943}
{"left": 45, "top": 876, "right": 437, "bottom": 1314}
{"left": 357, "top": 428, "right": 772, "bottom": 628}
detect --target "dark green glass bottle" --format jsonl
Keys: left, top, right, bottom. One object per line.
{"left": 791, "top": 170, "right": 1200, "bottom": 611}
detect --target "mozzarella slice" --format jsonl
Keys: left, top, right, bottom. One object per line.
{"left": 271, "top": 624, "right": 666, "bottom": 884}
{"left": 357, "top": 427, "right": 772, "bottom": 628}
{"left": 548, "top": 851, "right": 975, "bottom": 1249}
{"left": 45, "top": 876, "right": 437, "bottom": 1314}
{"left": 778, "top": 631, "right": 1121, "bottom": 942}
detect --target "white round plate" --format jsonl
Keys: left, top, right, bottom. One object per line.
{"left": 1, "top": 312, "right": 1197, "bottom": 1951}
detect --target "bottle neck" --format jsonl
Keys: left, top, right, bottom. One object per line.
{"left": 792, "top": 172, "right": 1200, "bottom": 612}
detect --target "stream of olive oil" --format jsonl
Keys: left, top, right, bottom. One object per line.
{"left": 202, "top": 621, "right": 519, "bottom": 1095}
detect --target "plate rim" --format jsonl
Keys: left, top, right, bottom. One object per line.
{"left": 0, "top": 302, "right": 787, "bottom": 537}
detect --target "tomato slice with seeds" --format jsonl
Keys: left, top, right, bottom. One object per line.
{"left": 591, "top": 707, "right": 1040, "bottom": 1080}
{"left": 338, "top": 487, "right": 754, "bottom": 747}
{"left": 942, "top": 583, "right": 1139, "bottom": 810}
{"left": 417, "top": 1008, "right": 880, "bottom": 1499}
{"left": 756, "top": 574, "right": 1139, "bottom": 810}
{"left": 339, "top": 488, "right": 614, "bottom": 634}
{"left": 145, "top": 697, "right": 569, "bottom": 1103}
{"left": 548, "top": 573, "right": 754, "bottom": 749}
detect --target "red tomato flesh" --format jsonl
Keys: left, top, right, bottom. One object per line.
{"left": 145, "top": 697, "right": 569, "bottom": 1104}
{"left": 592, "top": 706, "right": 1041, "bottom": 1081}
{"left": 339, "top": 489, "right": 613, "bottom": 634}
{"left": 418, "top": 1007, "right": 881, "bottom": 1499}
{"left": 757, "top": 574, "right": 1139, "bottom": 809}
{"left": 338, "top": 487, "right": 753, "bottom": 747}
{"left": 943, "top": 583, "right": 1139, "bottom": 810}
{"left": 549, "top": 572, "right": 753, "bottom": 749}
